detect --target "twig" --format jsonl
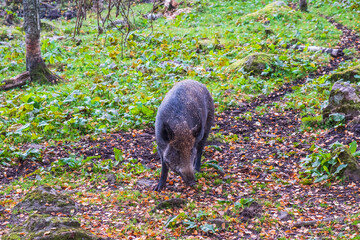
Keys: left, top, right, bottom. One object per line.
{"left": 293, "top": 217, "right": 345, "bottom": 228}
{"left": 292, "top": 45, "right": 344, "bottom": 57}
{"left": 241, "top": 179, "right": 274, "bottom": 183}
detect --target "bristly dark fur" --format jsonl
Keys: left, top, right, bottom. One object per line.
{"left": 154, "top": 80, "right": 215, "bottom": 191}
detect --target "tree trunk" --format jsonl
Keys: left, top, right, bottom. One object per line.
{"left": 23, "top": 0, "right": 61, "bottom": 84}
{"left": 299, "top": 0, "right": 307, "bottom": 12}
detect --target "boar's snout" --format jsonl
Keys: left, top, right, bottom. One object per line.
{"left": 179, "top": 168, "right": 196, "bottom": 187}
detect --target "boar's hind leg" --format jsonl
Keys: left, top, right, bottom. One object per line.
{"left": 154, "top": 160, "right": 169, "bottom": 191}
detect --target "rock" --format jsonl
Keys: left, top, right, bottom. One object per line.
{"left": 208, "top": 219, "right": 229, "bottom": 229}
{"left": 151, "top": 198, "right": 186, "bottom": 212}
{"left": 143, "top": 13, "right": 163, "bottom": 20}
{"left": 227, "top": 53, "right": 275, "bottom": 75}
{"left": 278, "top": 211, "right": 290, "bottom": 221}
{"left": 28, "top": 144, "right": 43, "bottom": 150}
{"left": 137, "top": 178, "right": 156, "bottom": 187}
{"left": 238, "top": 202, "right": 262, "bottom": 222}
{"left": 46, "top": 35, "right": 65, "bottom": 41}
{"left": 198, "top": 39, "right": 225, "bottom": 51}
{"left": 106, "top": 19, "right": 130, "bottom": 29}
{"left": 40, "top": 19, "right": 59, "bottom": 31}
{"left": 329, "top": 65, "right": 360, "bottom": 83}
{"left": 0, "top": 26, "right": 23, "bottom": 41}
{"left": 2, "top": 214, "right": 98, "bottom": 240}
{"left": 332, "top": 146, "right": 360, "bottom": 181}
{"left": 347, "top": 116, "right": 360, "bottom": 134}
{"left": 322, "top": 81, "right": 360, "bottom": 122}
{"left": 13, "top": 185, "right": 77, "bottom": 214}
{"left": 106, "top": 174, "right": 117, "bottom": 185}
{"left": 238, "top": 1, "right": 290, "bottom": 21}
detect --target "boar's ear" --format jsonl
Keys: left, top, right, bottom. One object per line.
{"left": 191, "top": 123, "right": 202, "bottom": 138}
{"left": 161, "top": 122, "right": 174, "bottom": 142}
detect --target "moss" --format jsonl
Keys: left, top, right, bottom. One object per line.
{"left": 323, "top": 103, "right": 360, "bottom": 121}
{"left": 3, "top": 214, "right": 96, "bottom": 240}
{"left": 0, "top": 26, "right": 23, "bottom": 41}
{"left": 24, "top": 188, "right": 58, "bottom": 202}
{"left": 151, "top": 198, "right": 186, "bottom": 212}
{"left": 2, "top": 234, "right": 22, "bottom": 240}
{"left": 227, "top": 53, "right": 275, "bottom": 75}
{"left": 40, "top": 20, "right": 59, "bottom": 32}
{"left": 30, "top": 63, "right": 62, "bottom": 84}
{"left": 14, "top": 185, "right": 75, "bottom": 214}
{"left": 329, "top": 64, "right": 360, "bottom": 83}
{"left": 332, "top": 146, "right": 360, "bottom": 181}
{"left": 238, "top": 1, "right": 291, "bottom": 22}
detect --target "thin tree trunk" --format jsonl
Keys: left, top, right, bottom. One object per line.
{"left": 23, "top": 0, "right": 61, "bottom": 84}
{"left": 299, "top": 0, "right": 308, "bottom": 12}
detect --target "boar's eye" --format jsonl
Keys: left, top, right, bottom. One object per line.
{"left": 161, "top": 122, "right": 174, "bottom": 142}
{"left": 191, "top": 123, "right": 202, "bottom": 138}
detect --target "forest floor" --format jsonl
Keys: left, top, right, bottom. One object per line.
{"left": 1, "top": 0, "right": 360, "bottom": 239}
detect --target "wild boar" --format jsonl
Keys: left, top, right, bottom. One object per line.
{"left": 154, "top": 80, "right": 214, "bottom": 191}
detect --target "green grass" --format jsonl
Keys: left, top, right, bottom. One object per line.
{"left": 0, "top": 0, "right": 349, "bottom": 164}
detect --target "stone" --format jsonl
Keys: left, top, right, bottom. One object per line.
{"left": 322, "top": 81, "right": 360, "bottom": 122}
{"left": 28, "top": 144, "right": 43, "bottom": 150}
{"left": 137, "top": 178, "right": 156, "bottom": 187}
{"left": 2, "top": 214, "right": 98, "bottom": 240}
{"left": 0, "top": 26, "right": 23, "bottom": 41}
{"left": 238, "top": 202, "right": 262, "bottom": 222}
{"left": 13, "top": 185, "right": 77, "bottom": 214}
{"left": 208, "top": 219, "right": 230, "bottom": 229}
{"left": 347, "top": 116, "right": 360, "bottom": 134}
{"left": 106, "top": 173, "right": 117, "bottom": 185}
{"left": 40, "top": 19, "right": 59, "bottom": 31}
{"left": 278, "top": 211, "right": 290, "bottom": 221}
{"left": 332, "top": 146, "right": 360, "bottom": 181}
{"left": 329, "top": 65, "right": 360, "bottom": 83}
{"left": 239, "top": 1, "right": 290, "bottom": 21}
{"left": 151, "top": 198, "right": 186, "bottom": 212}
{"left": 228, "top": 53, "right": 275, "bottom": 75}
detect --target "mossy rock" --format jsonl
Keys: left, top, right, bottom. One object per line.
{"left": 151, "top": 198, "right": 186, "bottom": 212}
{"left": 322, "top": 81, "right": 360, "bottom": 122}
{"left": 0, "top": 26, "right": 23, "bottom": 41}
{"left": 238, "top": 1, "right": 290, "bottom": 22}
{"left": 40, "top": 19, "right": 59, "bottom": 32}
{"left": 227, "top": 53, "right": 275, "bottom": 75}
{"left": 13, "top": 185, "right": 77, "bottom": 214}
{"left": 2, "top": 214, "right": 98, "bottom": 240}
{"left": 347, "top": 116, "right": 360, "bottom": 134}
{"left": 331, "top": 146, "right": 360, "bottom": 181}
{"left": 329, "top": 65, "right": 360, "bottom": 83}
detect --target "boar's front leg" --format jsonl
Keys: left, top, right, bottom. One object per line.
{"left": 154, "top": 158, "right": 169, "bottom": 191}
{"left": 194, "top": 137, "right": 207, "bottom": 172}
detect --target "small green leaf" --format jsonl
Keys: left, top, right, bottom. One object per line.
{"left": 200, "top": 223, "right": 215, "bottom": 233}
{"left": 314, "top": 175, "right": 328, "bottom": 183}
{"left": 349, "top": 141, "right": 357, "bottom": 154}
{"left": 334, "top": 164, "right": 348, "bottom": 175}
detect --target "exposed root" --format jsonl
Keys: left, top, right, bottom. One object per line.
{"left": 0, "top": 71, "right": 31, "bottom": 91}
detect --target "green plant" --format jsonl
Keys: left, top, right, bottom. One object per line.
{"left": 0, "top": 147, "right": 41, "bottom": 165}
{"left": 235, "top": 198, "right": 255, "bottom": 209}
{"left": 114, "top": 147, "right": 124, "bottom": 162}
{"left": 300, "top": 141, "right": 360, "bottom": 183}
